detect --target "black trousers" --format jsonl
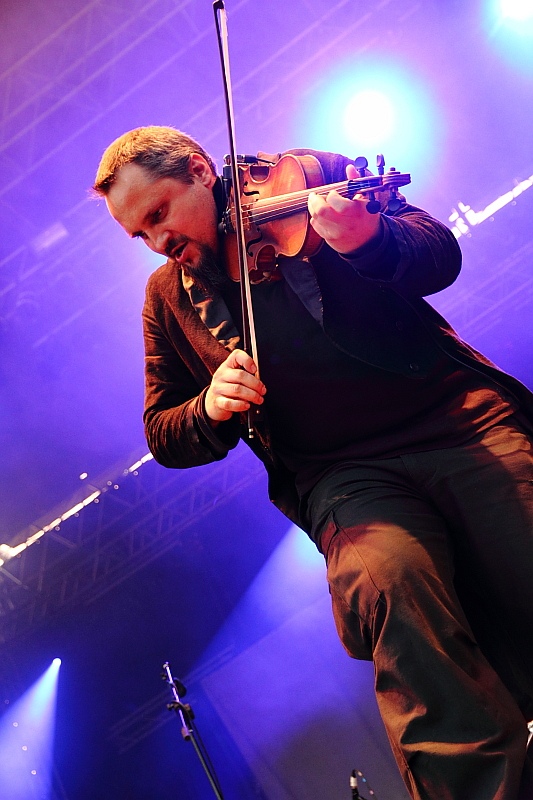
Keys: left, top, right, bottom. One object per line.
{"left": 309, "top": 421, "right": 533, "bottom": 800}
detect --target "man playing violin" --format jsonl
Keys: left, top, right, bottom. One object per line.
{"left": 94, "top": 125, "right": 533, "bottom": 800}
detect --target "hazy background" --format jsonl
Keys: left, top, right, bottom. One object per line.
{"left": 1, "top": 1, "right": 532, "bottom": 798}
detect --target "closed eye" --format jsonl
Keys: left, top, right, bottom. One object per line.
{"left": 149, "top": 204, "right": 167, "bottom": 225}
{"left": 131, "top": 202, "right": 167, "bottom": 240}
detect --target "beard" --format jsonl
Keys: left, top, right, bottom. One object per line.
{"left": 168, "top": 238, "right": 229, "bottom": 296}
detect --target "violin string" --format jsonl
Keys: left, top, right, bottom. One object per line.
{"left": 229, "top": 176, "right": 390, "bottom": 227}
{"left": 253, "top": 184, "right": 355, "bottom": 224}
{"left": 228, "top": 182, "right": 351, "bottom": 227}
{"left": 227, "top": 172, "right": 408, "bottom": 229}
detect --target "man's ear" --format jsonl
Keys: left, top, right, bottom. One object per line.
{"left": 189, "top": 153, "right": 216, "bottom": 188}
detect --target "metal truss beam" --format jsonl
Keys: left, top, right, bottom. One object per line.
{"left": 433, "top": 190, "right": 533, "bottom": 342}
{"left": 0, "top": 0, "right": 210, "bottom": 196}
{"left": 0, "top": 446, "right": 264, "bottom": 645}
{"left": 436, "top": 238, "right": 533, "bottom": 341}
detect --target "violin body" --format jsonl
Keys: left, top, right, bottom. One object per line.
{"left": 222, "top": 152, "right": 410, "bottom": 283}
{"left": 223, "top": 153, "right": 324, "bottom": 282}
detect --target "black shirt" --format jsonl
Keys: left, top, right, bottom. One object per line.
{"left": 223, "top": 275, "right": 514, "bottom": 498}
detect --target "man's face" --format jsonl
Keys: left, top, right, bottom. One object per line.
{"left": 105, "top": 155, "right": 220, "bottom": 280}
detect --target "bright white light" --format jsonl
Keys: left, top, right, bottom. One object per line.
{"left": 0, "top": 488, "right": 102, "bottom": 567}
{"left": 487, "top": 0, "right": 533, "bottom": 74}
{"left": 0, "top": 451, "right": 156, "bottom": 566}
{"left": 295, "top": 55, "right": 441, "bottom": 194}
{"left": 449, "top": 173, "right": 533, "bottom": 238}
{"left": 343, "top": 90, "right": 395, "bottom": 150}
{"left": 128, "top": 452, "right": 154, "bottom": 473}
{"left": 500, "top": 0, "right": 533, "bottom": 20}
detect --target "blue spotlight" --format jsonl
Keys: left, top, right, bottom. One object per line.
{"left": 197, "top": 525, "right": 325, "bottom": 668}
{"left": 0, "top": 659, "right": 61, "bottom": 800}
{"left": 294, "top": 56, "right": 442, "bottom": 194}
{"left": 231, "top": 524, "right": 325, "bottom": 635}
{"left": 283, "top": 522, "right": 325, "bottom": 571}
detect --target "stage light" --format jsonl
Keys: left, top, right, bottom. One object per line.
{"left": 0, "top": 488, "right": 101, "bottom": 566}
{"left": 485, "top": 0, "right": 533, "bottom": 73}
{"left": 449, "top": 172, "right": 533, "bottom": 239}
{"left": 295, "top": 56, "right": 441, "bottom": 194}
{"left": 237, "top": 524, "right": 324, "bottom": 631}
{"left": 197, "top": 521, "right": 379, "bottom": 787}
{"left": 500, "top": 0, "right": 533, "bottom": 21}
{"left": 342, "top": 89, "right": 395, "bottom": 152}
{"left": 194, "top": 523, "right": 325, "bottom": 675}
{"left": 0, "top": 659, "right": 61, "bottom": 800}
{"left": 0, "top": 452, "right": 154, "bottom": 567}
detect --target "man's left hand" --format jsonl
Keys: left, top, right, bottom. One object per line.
{"left": 308, "top": 163, "right": 382, "bottom": 254}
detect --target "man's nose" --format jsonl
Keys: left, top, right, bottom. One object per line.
{"left": 151, "top": 228, "right": 170, "bottom": 255}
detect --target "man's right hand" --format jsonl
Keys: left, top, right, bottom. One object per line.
{"left": 204, "top": 349, "right": 266, "bottom": 425}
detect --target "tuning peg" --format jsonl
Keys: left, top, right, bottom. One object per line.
{"left": 387, "top": 196, "right": 402, "bottom": 212}
{"left": 353, "top": 156, "right": 368, "bottom": 178}
{"left": 384, "top": 166, "right": 402, "bottom": 212}
{"left": 366, "top": 197, "right": 381, "bottom": 214}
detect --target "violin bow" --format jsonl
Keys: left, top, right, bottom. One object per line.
{"left": 213, "top": 0, "right": 260, "bottom": 438}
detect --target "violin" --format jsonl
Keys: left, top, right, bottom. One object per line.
{"left": 220, "top": 152, "right": 411, "bottom": 283}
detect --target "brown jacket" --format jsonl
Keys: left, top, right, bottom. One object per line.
{"left": 141, "top": 150, "right": 533, "bottom": 530}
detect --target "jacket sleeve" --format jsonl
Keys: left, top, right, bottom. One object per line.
{"left": 288, "top": 148, "right": 462, "bottom": 298}
{"left": 343, "top": 203, "right": 462, "bottom": 297}
{"left": 142, "top": 276, "right": 240, "bottom": 469}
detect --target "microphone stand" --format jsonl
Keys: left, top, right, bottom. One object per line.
{"left": 350, "top": 768, "right": 377, "bottom": 800}
{"left": 162, "top": 662, "right": 225, "bottom": 800}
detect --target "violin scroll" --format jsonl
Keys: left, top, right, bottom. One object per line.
{"left": 350, "top": 154, "right": 409, "bottom": 214}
